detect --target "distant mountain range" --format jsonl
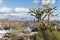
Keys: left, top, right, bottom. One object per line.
{"left": 0, "top": 18, "right": 60, "bottom": 24}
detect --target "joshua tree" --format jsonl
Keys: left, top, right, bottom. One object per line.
{"left": 29, "top": 8, "right": 43, "bottom": 22}
{"left": 29, "top": 0, "right": 60, "bottom": 40}
{"left": 29, "top": 6, "right": 57, "bottom": 23}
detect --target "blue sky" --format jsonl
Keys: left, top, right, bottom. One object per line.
{"left": 0, "top": 0, "right": 40, "bottom": 8}
{"left": 0, "top": 0, "right": 60, "bottom": 20}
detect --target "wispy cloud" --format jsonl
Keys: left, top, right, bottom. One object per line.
{"left": 42, "top": 0, "right": 55, "bottom": 5}
{"left": 33, "top": 0, "right": 39, "bottom": 3}
{"left": 0, "top": 7, "right": 29, "bottom": 13}
{"left": 0, "top": 7, "right": 13, "bottom": 13}
{"left": 14, "top": 7, "right": 29, "bottom": 13}
{"left": 0, "top": 0, "right": 3, "bottom": 3}
{"left": 0, "top": 13, "right": 34, "bottom": 20}
{"left": 0, "top": 7, "right": 33, "bottom": 20}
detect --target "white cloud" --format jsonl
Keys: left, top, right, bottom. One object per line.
{"left": 0, "top": 14, "right": 9, "bottom": 19}
{"left": 33, "top": 0, "right": 39, "bottom": 3}
{"left": 0, "top": 7, "right": 13, "bottom": 13}
{"left": 0, "top": 0, "right": 2, "bottom": 3}
{"left": 14, "top": 8, "right": 29, "bottom": 13}
{"left": 51, "top": 0, "right": 55, "bottom": 4}
{"left": 0, "top": 13, "right": 34, "bottom": 20}
{"left": 0, "top": 7, "right": 29, "bottom": 13}
{"left": 42, "top": 0, "right": 55, "bottom": 5}
{"left": 8, "top": 13, "right": 21, "bottom": 16}
{"left": 0, "top": 7, "right": 34, "bottom": 20}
